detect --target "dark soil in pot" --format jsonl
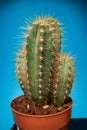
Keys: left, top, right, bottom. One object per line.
{"left": 11, "top": 95, "right": 72, "bottom": 115}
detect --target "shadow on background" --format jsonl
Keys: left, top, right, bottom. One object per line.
{"left": 68, "top": 118, "right": 87, "bottom": 129}
{"left": 10, "top": 118, "right": 87, "bottom": 130}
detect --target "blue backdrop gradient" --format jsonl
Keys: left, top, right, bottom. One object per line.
{"left": 0, "top": 0, "right": 87, "bottom": 129}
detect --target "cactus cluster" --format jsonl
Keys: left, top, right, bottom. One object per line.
{"left": 16, "top": 16, "right": 74, "bottom": 107}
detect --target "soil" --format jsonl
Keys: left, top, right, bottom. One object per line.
{"left": 11, "top": 95, "right": 72, "bottom": 115}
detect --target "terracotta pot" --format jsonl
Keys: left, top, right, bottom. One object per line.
{"left": 10, "top": 96, "right": 72, "bottom": 130}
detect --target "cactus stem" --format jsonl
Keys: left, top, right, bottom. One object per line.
{"left": 15, "top": 16, "right": 74, "bottom": 107}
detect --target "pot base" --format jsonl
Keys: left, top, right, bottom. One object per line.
{"left": 17, "top": 125, "right": 68, "bottom": 130}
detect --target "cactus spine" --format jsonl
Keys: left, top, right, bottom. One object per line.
{"left": 16, "top": 16, "right": 74, "bottom": 107}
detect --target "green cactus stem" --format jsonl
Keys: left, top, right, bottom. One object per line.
{"left": 16, "top": 16, "right": 62, "bottom": 106}
{"left": 16, "top": 16, "right": 75, "bottom": 108}
{"left": 52, "top": 53, "right": 74, "bottom": 107}
{"left": 16, "top": 46, "right": 31, "bottom": 98}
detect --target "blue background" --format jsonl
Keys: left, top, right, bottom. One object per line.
{"left": 0, "top": 0, "right": 87, "bottom": 129}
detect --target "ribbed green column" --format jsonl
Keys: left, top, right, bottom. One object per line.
{"left": 53, "top": 53, "right": 74, "bottom": 106}
{"left": 16, "top": 16, "right": 75, "bottom": 108}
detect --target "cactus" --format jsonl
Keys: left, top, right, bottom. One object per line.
{"left": 16, "top": 16, "right": 74, "bottom": 107}
{"left": 49, "top": 53, "right": 74, "bottom": 106}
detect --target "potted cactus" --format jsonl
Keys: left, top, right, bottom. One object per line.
{"left": 10, "top": 16, "right": 75, "bottom": 130}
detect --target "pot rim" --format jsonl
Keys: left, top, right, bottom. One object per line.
{"left": 10, "top": 95, "right": 73, "bottom": 118}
